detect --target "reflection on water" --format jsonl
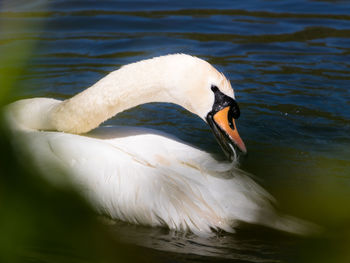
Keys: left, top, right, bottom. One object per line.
{"left": 110, "top": 220, "right": 298, "bottom": 262}
{"left": 1, "top": 0, "right": 350, "bottom": 262}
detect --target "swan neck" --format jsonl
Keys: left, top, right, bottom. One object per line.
{"left": 50, "top": 56, "right": 193, "bottom": 134}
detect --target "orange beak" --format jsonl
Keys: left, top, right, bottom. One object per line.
{"left": 212, "top": 106, "right": 247, "bottom": 154}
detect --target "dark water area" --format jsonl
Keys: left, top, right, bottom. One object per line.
{"left": 1, "top": 0, "right": 350, "bottom": 262}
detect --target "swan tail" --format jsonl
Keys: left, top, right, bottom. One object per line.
{"left": 255, "top": 212, "right": 321, "bottom": 236}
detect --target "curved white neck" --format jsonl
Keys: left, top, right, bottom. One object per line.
{"left": 49, "top": 54, "right": 211, "bottom": 134}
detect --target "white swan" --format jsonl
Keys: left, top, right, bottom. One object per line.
{"left": 5, "top": 54, "right": 310, "bottom": 235}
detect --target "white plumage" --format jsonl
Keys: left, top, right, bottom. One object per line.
{"left": 5, "top": 54, "right": 312, "bottom": 235}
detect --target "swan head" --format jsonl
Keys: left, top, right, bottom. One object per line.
{"left": 205, "top": 84, "right": 247, "bottom": 160}
{"left": 169, "top": 54, "right": 247, "bottom": 159}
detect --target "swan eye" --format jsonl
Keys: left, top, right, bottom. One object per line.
{"left": 211, "top": 85, "right": 219, "bottom": 92}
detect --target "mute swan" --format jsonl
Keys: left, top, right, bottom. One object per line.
{"left": 6, "top": 54, "right": 310, "bottom": 235}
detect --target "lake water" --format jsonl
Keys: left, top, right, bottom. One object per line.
{"left": 1, "top": 0, "right": 350, "bottom": 262}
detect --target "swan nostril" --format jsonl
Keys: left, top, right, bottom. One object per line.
{"left": 229, "top": 103, "right": 240, "bottom": 120}
{"left": 228, "top": 108, "right": 236, "bottom": 130}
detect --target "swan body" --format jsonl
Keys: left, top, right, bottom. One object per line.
{"left": 5, "top": 54, "right": 310, "bottom": 235}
